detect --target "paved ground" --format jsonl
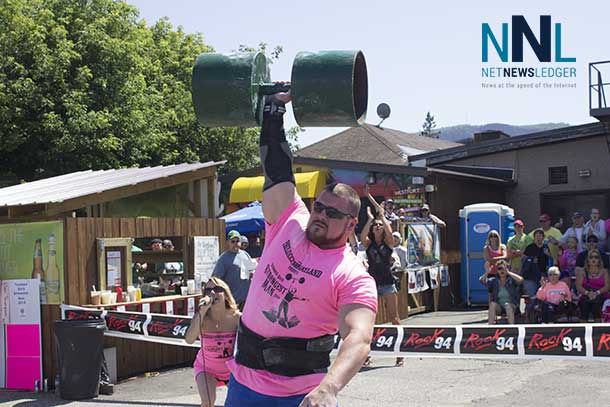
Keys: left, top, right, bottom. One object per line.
{"left": 2, "top": 310, "right": 609, "bottom": 407}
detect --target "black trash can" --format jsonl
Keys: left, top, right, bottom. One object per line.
{"left": 54, "top": 319, "right": 106, "bottom": 400}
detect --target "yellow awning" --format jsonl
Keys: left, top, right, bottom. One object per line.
{"left": 230, "top": 171, "right": 326, "bottom": 203}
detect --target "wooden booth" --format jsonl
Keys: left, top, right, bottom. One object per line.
{"left": 0, "top": 162, "right": 227, "bottom": 382}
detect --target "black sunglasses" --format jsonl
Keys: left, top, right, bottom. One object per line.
{"left": 203, "top": 286, "right": 226, "bottom": 295}
{"left": 589, "top": 256, "right": 601, "bottom": 260}
{"left": 313, "top": 201, "right": 353, "bottom": 219}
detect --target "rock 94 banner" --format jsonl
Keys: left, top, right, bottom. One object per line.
{"left": 63, "top": 305, "right": 610, "bottom": 360}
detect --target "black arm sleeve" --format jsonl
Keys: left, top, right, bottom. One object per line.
{"left": 259, "top": 98, "right": 295, "bottom": 191}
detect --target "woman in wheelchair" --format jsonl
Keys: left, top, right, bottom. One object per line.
{"left": 576, "top": 249, "right": 610, "bottom": 322}
{"left": 480, "top": 259, "right": 523, "bottom": 324}
{"left": 535, "top": 267, "right": 573, "bottom": 323}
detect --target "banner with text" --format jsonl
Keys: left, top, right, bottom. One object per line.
{"left": 61, "top": 305, "right": 610, "bottom": 360}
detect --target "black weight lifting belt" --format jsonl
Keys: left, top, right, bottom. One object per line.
{"left": 259, "top": 98, "right": 295, "bottom": 191}
{"left": 234, "top": 320, "right": 335, "bottom": 377}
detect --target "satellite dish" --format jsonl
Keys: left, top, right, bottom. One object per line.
{"left": 377, "top": 103, "right": 391, "bottom": 119}
{"left": 376, "top": 103, "right": 391, "bottom": 127}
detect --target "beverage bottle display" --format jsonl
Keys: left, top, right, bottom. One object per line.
{"left": 31, "top": 239, "right": 47, "bottom": 304}
{"left": 45, "top": 233, "right": 61, "bottom": 303}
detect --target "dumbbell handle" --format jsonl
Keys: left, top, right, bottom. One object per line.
{"left": 259, "top": 82, "right": 291, "bottom": 95}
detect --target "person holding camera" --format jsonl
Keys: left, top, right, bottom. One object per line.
{"left": 576, "top": 249, "right": 610, "bottom": 322}
{"left": 185, "top": 277, "right": 241, "bottom": 407}
{"left": 480, "top": 259, "right": 523, "bottom": 324}
{"left": 536, "top": 266, "right": 573, "bottom": 323}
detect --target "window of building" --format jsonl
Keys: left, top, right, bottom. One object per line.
{"left": 548, "top": 166, "right": 568, "bottom": 184}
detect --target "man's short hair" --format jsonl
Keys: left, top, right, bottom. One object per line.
{"left": 533, "top": 229, "right": 545, "bottom": 238}
{"left": 322, "top": 183, "right": 361, "bottom": 217}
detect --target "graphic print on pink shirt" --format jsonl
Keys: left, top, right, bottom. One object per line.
{"left": 193, "top": 331, "right": 236, "bottom": 380}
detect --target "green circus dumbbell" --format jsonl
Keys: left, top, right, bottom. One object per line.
{"left": 191, "top": 50, "right": 368, "bottom": 128}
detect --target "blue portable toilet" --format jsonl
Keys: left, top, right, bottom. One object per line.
{"left": 459, "top": 203, "right": 515, "bottom": 305}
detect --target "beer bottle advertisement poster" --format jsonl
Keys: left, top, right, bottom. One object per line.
{"left": 0, "top": 221, "right": 64, "bottom": 304}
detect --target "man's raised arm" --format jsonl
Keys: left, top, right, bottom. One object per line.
{"left": 259, "top": 92, "right": 299, "bottom": 224}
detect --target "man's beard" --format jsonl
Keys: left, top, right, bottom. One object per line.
{"left": 306, "top": 223, "right": 348, "bottom": 248}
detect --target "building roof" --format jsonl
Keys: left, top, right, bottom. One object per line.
{"left": 294, "top": 124, "right": 461, "bottom": 166}
{"left": 0, "top": 162, "right": 224, "bottom": 217}
{"left": 409, "top": 122, "right": 609, "bottom": 165}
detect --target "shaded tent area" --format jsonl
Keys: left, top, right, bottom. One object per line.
{"left": 221, "top": 201, "right": 264, "bottom": 235}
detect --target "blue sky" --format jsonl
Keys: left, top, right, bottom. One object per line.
{"left": 127, "top": 0, "right": 610, "bottom": 146}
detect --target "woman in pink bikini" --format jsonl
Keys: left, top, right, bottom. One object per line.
{"left": 484, "top": 230, "right": 507, "bottom": 276}
{"left": 185, "top": 277, "right": 240, "bottom": 407}
{"left": 576, "top": 249, "right": 610, "bottom": 322}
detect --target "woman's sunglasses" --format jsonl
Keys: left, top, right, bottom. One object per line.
{"left": 312, "top": 201, "right": 352, "bottom": 219}
{"left": 372, "top": 222, "right": 383, "bottom": 227}
{"left": 589, "top": 256, "right": 601, "bottom": 260}
{"left": 203, "top": 286, "right": 226, "bottom": 295}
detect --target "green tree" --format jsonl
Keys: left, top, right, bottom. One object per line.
{"left": 420, "top": 111, "right": 440, "bottom": 138}
{"left": 0, "top": 0, "right": 260, "bottom": 181}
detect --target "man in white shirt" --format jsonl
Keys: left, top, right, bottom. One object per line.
{"left": 561, "top": 212, "right": 586, "bottom": 252}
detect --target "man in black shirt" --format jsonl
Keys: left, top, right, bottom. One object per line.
{"left": 522, "top": 229, "right": 551, "bottom": 298}
{"left": 575, "top": 235, "right": 610, "bottom": 273}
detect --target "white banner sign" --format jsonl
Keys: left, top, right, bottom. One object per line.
{"left": 8, "top": 279, "right": 41, "bottom": 325}
{"left": 193, "top": 236, "right": 219, "bottom": 286}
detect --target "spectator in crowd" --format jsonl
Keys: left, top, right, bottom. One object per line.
{"left": 392, "top": 231, "right": 408, "bottom": 272}
{"left": 383, "top": 199, "right": 399, "bottom": 222}
{"left": 245, "top": 232, "right": 262, "bottom": 258}
{"left": 575, "top": 235, "right": 610, "bottom": 275}
{"left": 212, "top": 230, "right": 256, "bottom": 309}
{"left": 558, "top": 236, "right": 579, "bottom": 286}
{"left": 239, "top": 235, "right": 249, "bottom": 251}
{"left": 576, "top": 249, "right": 610, "bottom": 322}
{"left": 483, "top": 230, "right": 506, "bottom": 276}
{"left": 560, "top": 212, "right": 586, "bottom": 252}
{"left": 480, "top": 259, "right": 523, "bottom": 324}
{"left": 529, "top": 213, "right": 561, "bottom": 265}
{"left": 361, "top": 204, "right": 403, "bottom": 367}
{"left": 185, "top": 277, "right": 240, "bottom": 407}
{"left": 536, "top": 266, "right": 573, "bottom": 323}
{"left": 522, "top": 229, "right": 551, "bottom": 298}
{"left": 584, "top": 208, "right": 607, "bottom": 250}
{"left": 506, "top": 220, "right": 531, "bottom": 275}
{"left": 419, "top": 204, "right": 446, "bottom": 228}
{"left": 151, "top": 238, "right": 163, "bottom": 251}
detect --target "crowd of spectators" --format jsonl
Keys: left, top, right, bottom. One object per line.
{"left": 481, "top": 209, "right": 610, "bottom": 324}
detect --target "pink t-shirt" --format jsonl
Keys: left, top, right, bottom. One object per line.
{"left": 193, "top": 331, "right": 236, "bottom": 381}
{"left": 228, "top": 199, "right": 378, "bottom": 397}
{"left": 536, "top": 281, "right": 572, "bottom": 304}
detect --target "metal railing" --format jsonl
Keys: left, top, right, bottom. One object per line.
{"left": 589, "top": 61, "right": 610, "bottom": 112}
